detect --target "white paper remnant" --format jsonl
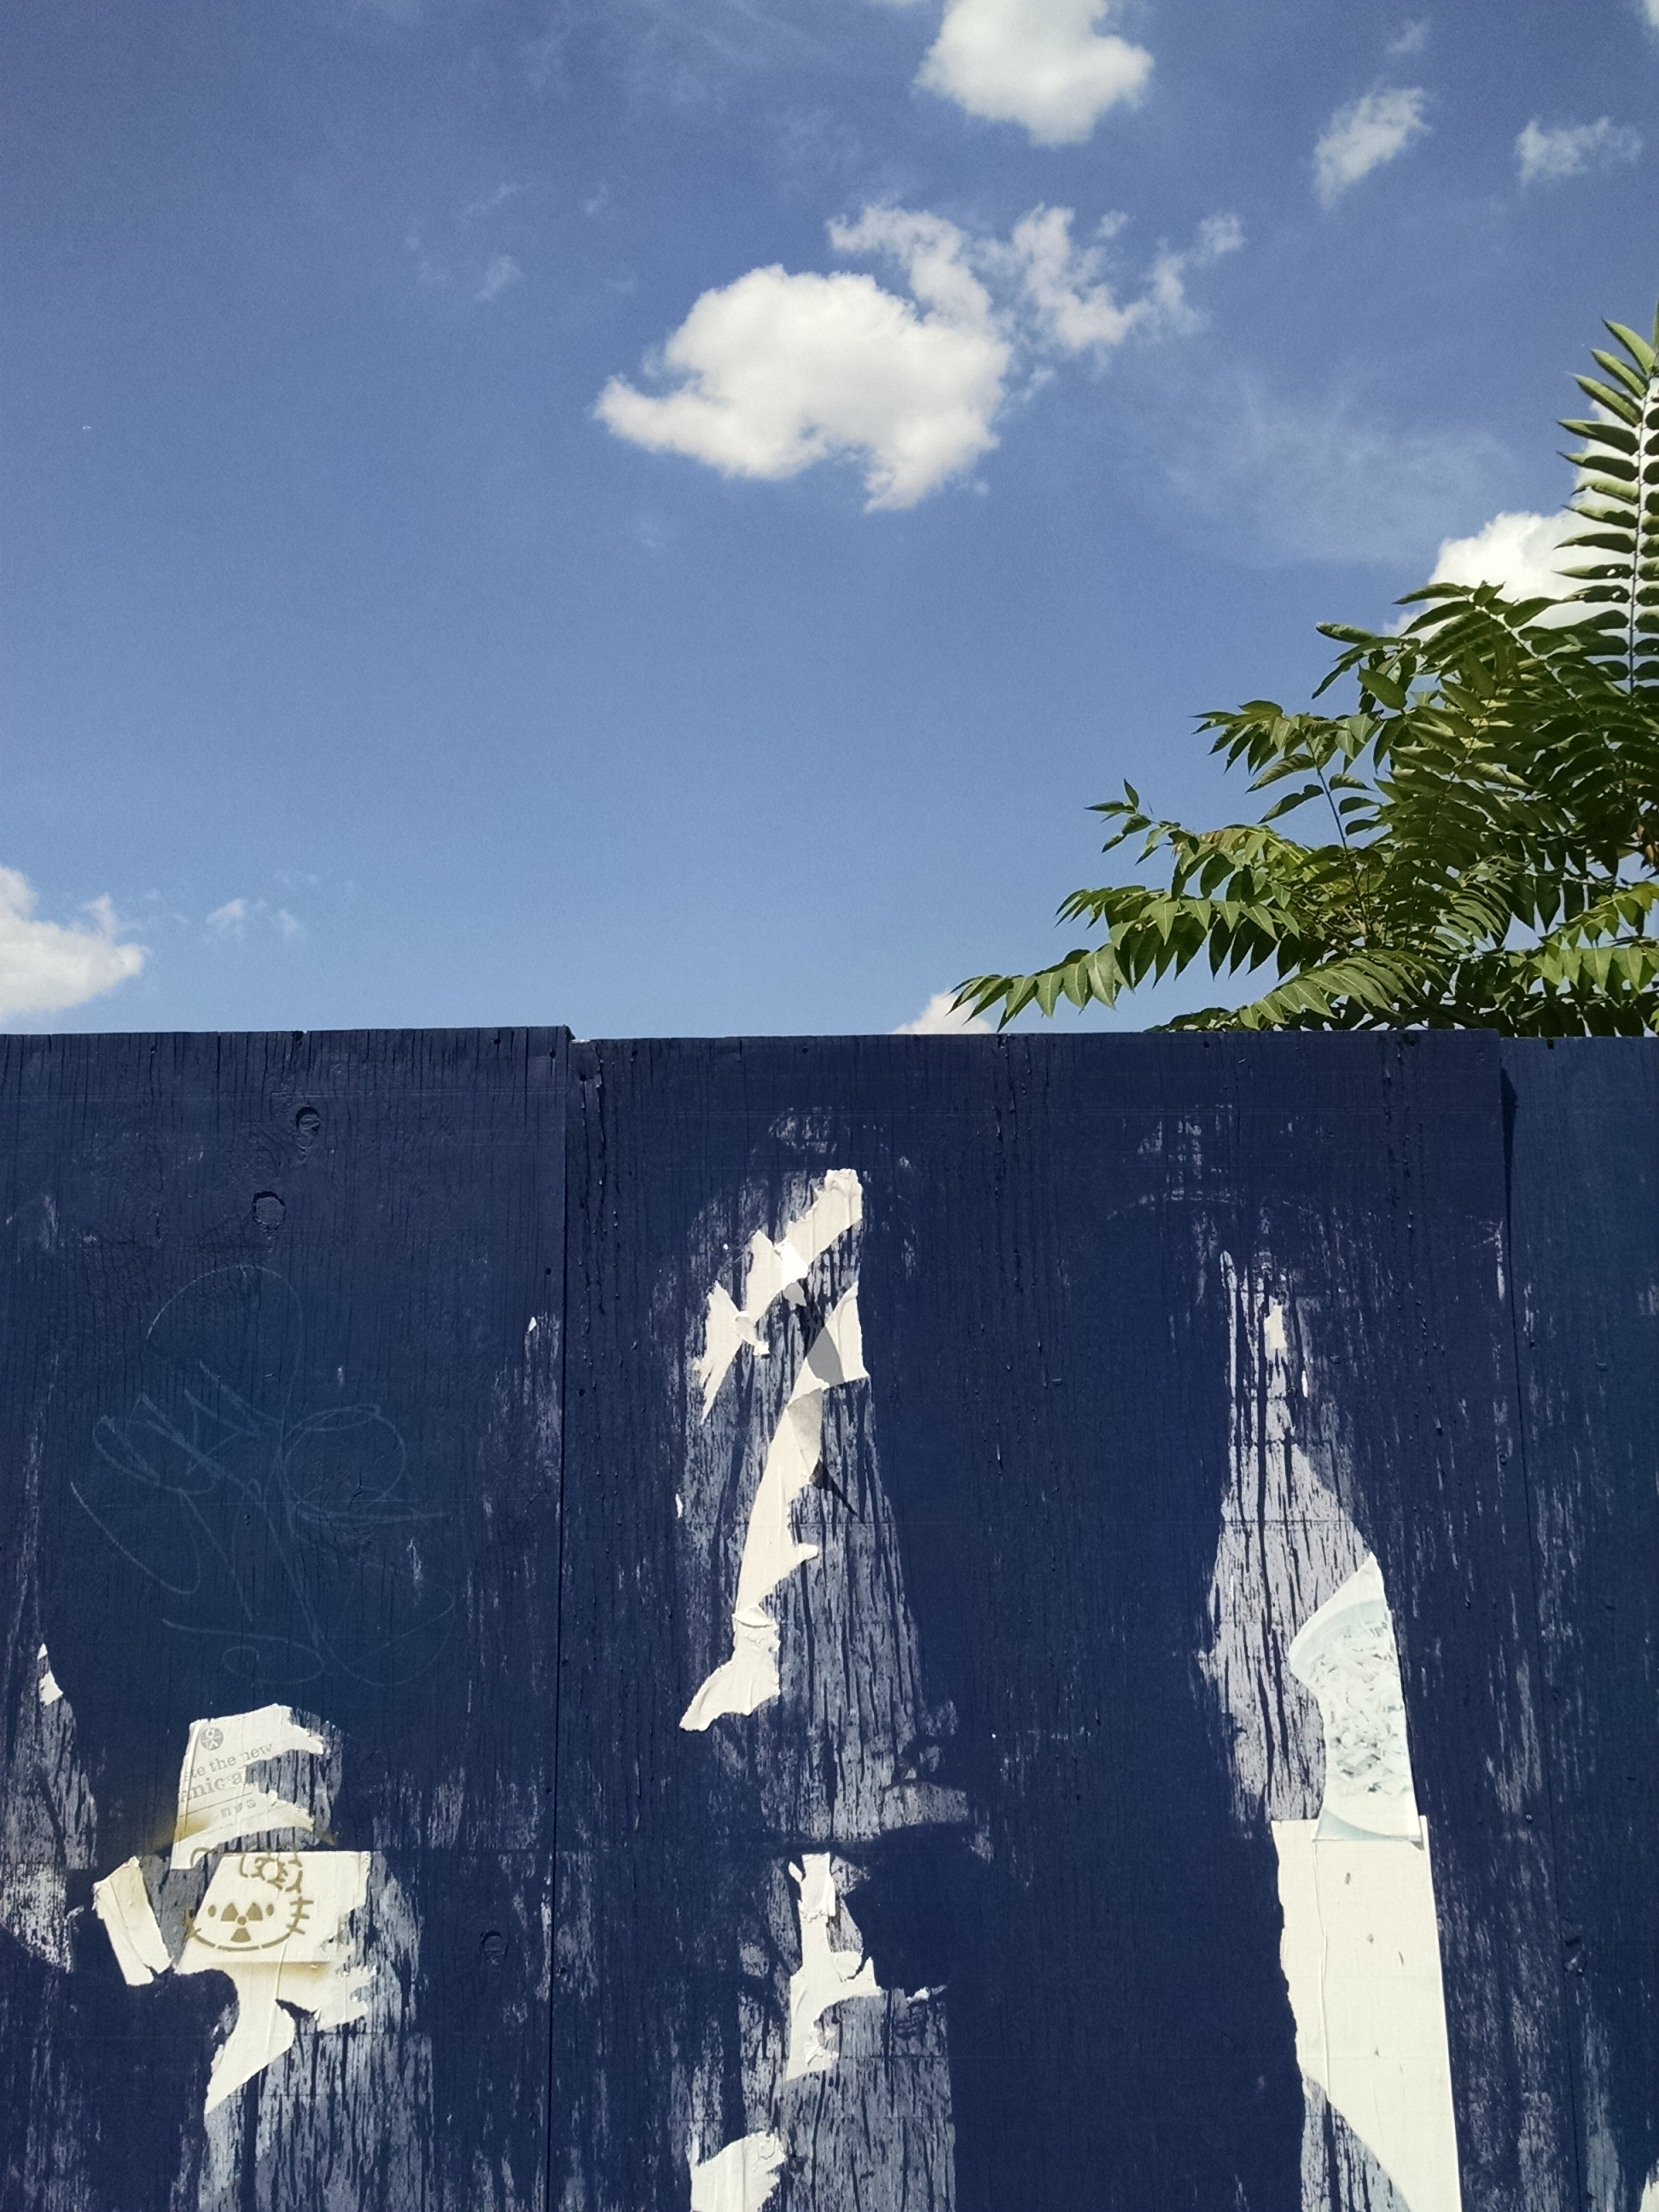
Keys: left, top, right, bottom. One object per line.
{"left": 170, "top": 1705, "right": 328, "bottom": 1869}
{"left": 690, "top": 2130, "right": 787, "bottom": 2212}
{"left": 1274, "top": 1821, "right": 1461, "bottom": 2212}
{"left": 681, "top": 1289, "right": 867, "bottom": 1731}
{"left": 178, "top": 1849, "right": 372, "bottom": 2111}
{"left": 786, "top": 1854, "right": 882, "bottom": 2079}
{"left": 37, "top": 1643, "right": 63, "bottom": 1706}
{"left": 93, "top": 1856, "right": 172, "bottom": 1986}
{"left": 696, "top": 1171, "right": 863, "bottom": 1412}
{"left": 1287, "top": 1557, "right": 1421, "bottom": 1842}
{"left": 1272, "top": 1560, "right": 1462, "bottom": 2212}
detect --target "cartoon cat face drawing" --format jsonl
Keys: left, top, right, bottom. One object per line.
{"left": 190, "top": 1853, "right": 311, "bottom": 1953}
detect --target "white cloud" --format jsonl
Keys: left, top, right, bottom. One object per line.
{"left": 597, "top": 204, "right": 1238, "bottom": 508}
{"left": 1515, "top": 118, "right": 1641, "bottom": 184}
{"left": 894, "top": 990, "right": 990, "bottom": 1033}
{"left": 997, "top": 207, "right": 1242, "bottom": 356}
{"left": 0, "top": 868, "right": 145, "bottom": 1022}
{"left": 476, "top": 253, "right": 523, "bottom": 302}
{"left": 598, "top": 225, "right": 1005, "bottom": 509}
{"left": 1645, "top": 0, "right": 1659, "bottom": 28}
{"left": 1313, "top": 87, "right": 1428, "bottom": 205}
{"left": 1388, "top": 18, "right": 1429, "bottom": 55}
{"left": 915, "top": 0, "right": 1151, "bottom": 145}
{"left": 1428, "top": 509, "right": 1583, "bottom": 611}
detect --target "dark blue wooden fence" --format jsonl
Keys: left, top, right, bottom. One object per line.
{"left": 0, "top": 1030, "right": 1652, "bottom": 2212}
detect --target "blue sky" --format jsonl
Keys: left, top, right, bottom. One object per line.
{"left": 4, "top": 0, "right": 1658, "bottom": 1037}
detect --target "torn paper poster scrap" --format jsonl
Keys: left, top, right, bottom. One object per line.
{"left": 1272, "top": 1559, "right": 1463, "bottom": 2212}
{"left": 786, "top": 1854, "right": 882, "bottom": 2079}
{"left": 690, "top": 2131, "right": 787, "bottom": 2212}
{"left": 178, "top": 1849, "right": 372, "bottom": 2112}
{"left": 92, "top": 1857, "right": 172, "bottom": 1987}
{"left": 170, "top": 1705, "right": 328, "bottom": 1869}
{"left": 681, "top": 1289, "right": 866, "bottom": 1732}
{"left": 1287, "top": 1555, "right": 1422, "bottom": 1842}
{"left": 697, "top": 1170, "right": 863, "bottom": 1412}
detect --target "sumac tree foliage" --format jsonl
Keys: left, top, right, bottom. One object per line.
{"left": 960, "top": 307, "right": 1659, "bottom": 1033}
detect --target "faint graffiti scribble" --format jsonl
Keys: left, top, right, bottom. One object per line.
{"left": 73, "top": 1266, "right": 454, "bottom": 1688}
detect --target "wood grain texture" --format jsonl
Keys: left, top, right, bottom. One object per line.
{"left": 1501, "top": 1040, "right": 1659, "bottom": 2212}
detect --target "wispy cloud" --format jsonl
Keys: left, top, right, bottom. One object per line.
{"left": 0, "top": 867, "right": 146, "bottom": 1022}
{"left": 1516, "top": 117, "right": 1641, "bottom": 184}
{"left": 597, "top": 204, "right": 1239, "bottom": 509}
{"left": 894, "top": 991, "right": 991, "bottom": 1034}
{"left": 457, "top": 182, "right": 525, "bottom": 227}
{"left": 1313, "top": 86, "right": 1429, "bottom": 205}
{"left": 916, "top": 0, "right": 1152, "bottom": 147}
{"left": 206, "top": 897, "right": 303, "bottom": 944}
{"left": 1387, "top": 18, "right": 1429, "bottom": 55}
{"left": 1136, "top": 368, "right": 1505, "bottom": 568}
{"left": 476, "top": 253, "right": 523, "bottom": 303}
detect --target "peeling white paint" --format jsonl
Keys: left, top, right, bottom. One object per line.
{"left": 36, "top": 1642, "right": 62, "bottom": 1705}
{"left": 92, "top": 1855, "right": 171, "bottom": 1985}
{"left": 786, "top": 1854, "right": 882, "bottom": 2078}
{"left": 178, "top": 1848, "right": 372, "bottom": 2112}
{"left": 690, "top": 2130, "right": 787, "bottom": 2212}
{"left": 170, "top": 1705, "right": 328, "bottom": 1869}
{"left": 681, "top": 1289, "right": 866, "bottom": 1731}
{"left": 697, "top": 1170, "right": 863, "bottom": 1412}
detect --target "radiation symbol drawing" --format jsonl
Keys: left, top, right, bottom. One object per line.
{"left": 190, "top": 1853, "right": 312, "bottom": 1953}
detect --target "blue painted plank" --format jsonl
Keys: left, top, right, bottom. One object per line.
{"left": 551, "top": 1033, "right": 1580, "bottom": 2212}
{"left": 0, "top": 1027, "right": 567, "bottom": 2211}
{"left": 1501, "top": 1039, "right": 1659, "bottom": 2209}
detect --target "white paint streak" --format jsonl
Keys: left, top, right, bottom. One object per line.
{"left": 682, "top": 1288, "right": 867, "bottom": 1730}
{"left": 93, "top": 1855, "right": 171, "bottom": 1984}
{"left": 178, "top": 1848, "right": 372, "bottom": 2111}
{"left": 170, "top": 1705, "right": 328, "bottom": 1868}
{"left": 786, "top": 1854, "right": 882, "bottom": 2078}
{"left": 36, "top": 1641, "right": 62, "bottom": 1705}
{"left": 697, "top": 1171, "right": 863, "bottom": 1412}
{"left": 690, "top": 2131, "right": 787, "bottom": 2212}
